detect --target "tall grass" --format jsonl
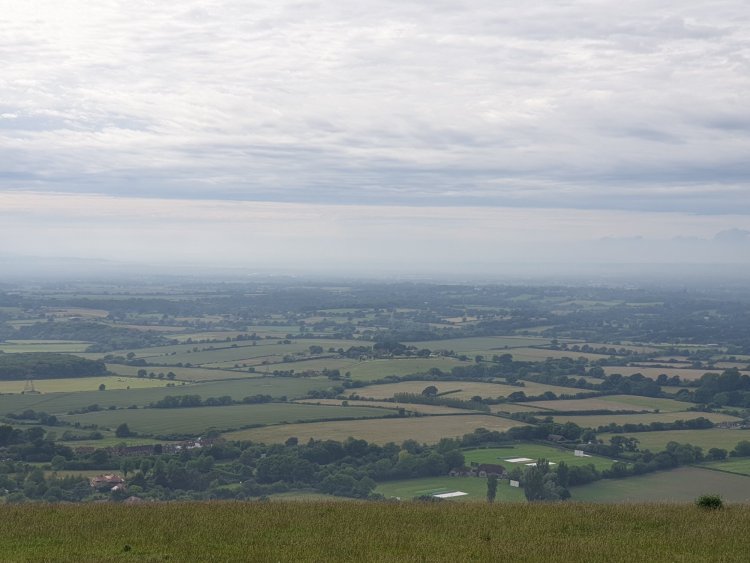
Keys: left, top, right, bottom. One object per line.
{"left": 1, "top": 502, "right": 749, "bottom": 562}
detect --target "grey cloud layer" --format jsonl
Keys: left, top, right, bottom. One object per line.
{"left": 1, "top": 1, "right": 749, "bottom": 212}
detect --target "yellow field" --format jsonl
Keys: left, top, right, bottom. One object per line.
{"left": 224, "top": 415, "right": 525, "bottom": 444}
{"left": 0, "top": 376, "right": 169, "bottom": 394}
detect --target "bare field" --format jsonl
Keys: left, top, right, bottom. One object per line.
{"left": 224, "top": 415, "right": 526, "bottom": 444}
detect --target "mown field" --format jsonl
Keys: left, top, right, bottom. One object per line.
{"left": 598, "top": 429, "right": 750, "bottom": 452}
{"left": 224, "top": 414, "right": 525, "bottom": 445}
{"left": 61, "top": 403, "right": 391, "bottom": 436}
{"left": 375, "top": 476, "right": 525, "bottom": 502}
{"left": 2, "top": 503, "right": 750, "bottom": 562}
{"left": 462, "top": 444, "right": 616, "bottom": 470}
{"left": 571, "top": 466, "right": 750, "bottom": 503}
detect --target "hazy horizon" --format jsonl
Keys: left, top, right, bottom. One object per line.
{"left": 2, "top": 2, "right": 749, "bottom": 277}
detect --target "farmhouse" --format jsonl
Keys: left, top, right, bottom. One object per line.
{"left": 90, "top": 474, "right": 125, "bottom": 491}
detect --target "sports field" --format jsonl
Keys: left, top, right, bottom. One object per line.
{"left": 571, "top": 466, "right": 750, "bottom": 503}
{"left": 375, "top": 476, "right": 525, "bottom": 502}
{"left": 224, "top": 414, "right": 525, "bottom": 444}
{"left": 462, "top": 444, "right": 615, "bottom": 470}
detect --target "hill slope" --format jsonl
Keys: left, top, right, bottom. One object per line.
{"left": 2, "top": 502, "right": 749, "bottom": 562}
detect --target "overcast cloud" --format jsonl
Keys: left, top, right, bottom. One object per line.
{"left": 1, "top": 1, "right": 749, "bottom": 272}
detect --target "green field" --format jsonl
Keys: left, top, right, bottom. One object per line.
{"left": 463, "top": 444, "right": 616, "bottom": 470}
{"left": 225, "top": 414, "right": 525, "bottom": 445}
{"left": 106, "top": 363, "right": 258, "bottom": 382}
{"left": 61, "top": 403, "right": 391, "bottom": 435}
{"left": 571, "top": 466, "right": 750, "bottom": 503}
{"left": 2, "top": 503, "right": 750, "bottom": 562}
{"left": 375, "top": 476, "right": 525, "bottom": 502}
{"left": 597, "top": 429, "right": 750, "bottom": 452}
{"left": 344, "top": 358, "right": 473, "bottom": 381}
{"left": 353, "top": 380, "right": 578, "bottom": 401}
{"left": 0, "top": 376, "right": 168, "bottom": 394}
{"left": 507, "top": 348, "right": 612, "bottom": 362}
{"left": 0, "top": 377, "right": 334, "bottom": 416}
{"left": 405, "top": 336, "right": 552, "bottom": 353}
{"left": 295, "top": 399, "right": 471, "bottom": 415}
{"left": 523, "top": 395, "right": 691, "bottom": 413}
{"left": 699, "top": 458, "right": 750, "bottom": 477}
{"left": 552, "top": 411, "right": 741, "bottom": 428}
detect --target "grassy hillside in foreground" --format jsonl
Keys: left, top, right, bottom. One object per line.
{"left": 2, "top": 503, "right": 750, "bottom": 562}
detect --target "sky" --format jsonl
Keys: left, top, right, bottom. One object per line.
{"left": 1, "top": 1, "right": 749, "bottom": 276}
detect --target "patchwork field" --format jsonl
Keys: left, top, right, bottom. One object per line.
{"left": 552, "top": 411, "right": 741, "bottom": 428}
{"left": 523, "top": 395, "right": 690, "bottom": 413}
{"left": 375, "top": 476, "right": 525, "bottom": 502}
{"left": 60, "top": 403, "right": 391, "bottom": 436}
{"left": 224, "top": 415, "right": 526, "bottom": 444}
{"left": 598, "top": 429, "right": 750, "bottom": 452}
{"left": 462, "top": 444, "right": 616, "bottom": 470}
{"left": 571, "top": 466, "right": 750, "bottom": 503}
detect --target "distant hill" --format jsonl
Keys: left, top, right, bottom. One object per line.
{"left": 0, "top": 352, "right": 107, "bottom": 380}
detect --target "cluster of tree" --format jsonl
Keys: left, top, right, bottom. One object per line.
{"left": 149, "top": 395, "right": 233, "bottom": 408}
{"left": 0, "top": 353, "right": 106, "bottom": 380}
{"left": 390, "top": 392, "right": 490, "bottom": 412}
{"left": 683, "top": 369, "right": 750, "bottom": 408}
{"left": 10, "top": 321, "right": 172, "bottom": 352}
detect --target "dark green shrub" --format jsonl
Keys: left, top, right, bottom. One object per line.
{"left": 695, "top": 494, "right": 723, "bottom": 510}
